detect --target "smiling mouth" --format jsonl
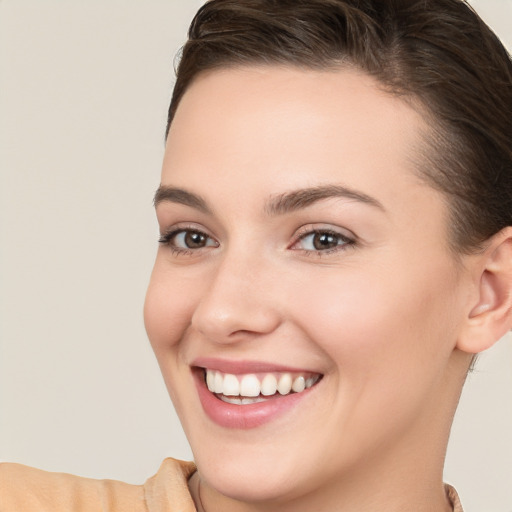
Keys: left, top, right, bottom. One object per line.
{"left": 203, "top": 368, "right": 322, "bottom": 405}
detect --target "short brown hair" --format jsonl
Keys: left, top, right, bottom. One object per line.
{"left": 166, "top": 0, "right": 512, "bottom": 252}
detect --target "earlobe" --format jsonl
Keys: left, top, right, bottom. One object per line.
{"left": 457, "top": 227, "right": 512, "bottom": 354}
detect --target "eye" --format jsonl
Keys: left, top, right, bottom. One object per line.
{"left": 292, "top": 229, "right": 354, "bottom": 253}
{"left": 159, "top": 228, "right": 218, "bottom": 252}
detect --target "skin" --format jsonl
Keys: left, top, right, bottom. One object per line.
{"left": 144, "top": 66, "right": 511, "bottom": 511}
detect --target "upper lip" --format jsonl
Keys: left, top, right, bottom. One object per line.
{"left": 191, "top": 357, "right": 322, "bottom": 375}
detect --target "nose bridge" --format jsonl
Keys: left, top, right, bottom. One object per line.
{"left": 191, "top": 245, "right": 281, "bottom": 342}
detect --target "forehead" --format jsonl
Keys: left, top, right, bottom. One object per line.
{"left": 169, "top": 65, "right": 425, "bottom": 139}
{"left": 163, "top": 65, "right": 438, "bottom": 222}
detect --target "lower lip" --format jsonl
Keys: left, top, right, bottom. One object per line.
{"left": 193, "top": 370, "right": 316, "bottom": 429}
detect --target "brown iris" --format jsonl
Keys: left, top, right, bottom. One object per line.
{"left": 184, "top": 231, "right": 209, "bottom": 248}
{"left": 312, "top": 232, "right": 339, "bottom": 250}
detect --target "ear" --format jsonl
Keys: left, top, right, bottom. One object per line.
{"left": 457, "top": 227, "right": 512, "bottom": 354}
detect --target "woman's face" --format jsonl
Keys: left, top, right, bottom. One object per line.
{"left": 145, "top": 66, "right": 471, "bottom": 503}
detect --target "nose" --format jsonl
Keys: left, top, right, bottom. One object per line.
{"left": 191, "top": 251, "right": 282, "bottom": 344}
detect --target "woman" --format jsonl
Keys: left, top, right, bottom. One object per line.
{"left": 1, "top": 0, "right": 511, "bottom": 511}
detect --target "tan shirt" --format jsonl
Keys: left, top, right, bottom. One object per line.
{"left": 0, "top": 458, "right": 463, "bottom": 511}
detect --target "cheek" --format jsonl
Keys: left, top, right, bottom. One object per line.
{"left": 144, "top": 263, "right": 198, "bottom": 356}
{"left": 294, "top": 260, "right": 460, "bottom": 388}
{"left": 288, "top": 262, "right": 461, "bottom": 457}
{"left": 143, "top": 263, "right": 204, "bottom": 417}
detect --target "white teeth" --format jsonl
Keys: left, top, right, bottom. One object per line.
{"left": 305, "top": 375, "right": 320, "bottom": 389}
{"left": 223, "top": 374, "right": 240, "bottom": 396}
{"left": 277, "top": 373, "right": 292, "bottom": 395}
{"left": 241, "top": 397, "right": 266, "bottom": 405}
{"left": 219, "top": 395, "right": 242, "bottom": 405}
{"left": 261, "top": 374, "right": 278, "bottom": 396}
{"left": 219, "top": 395, "right": 267, "bottom": 405}
{"left": 240, "top": 374, "right": 261, "bottom": 397}
{"left": 292, "top": 376, "right": 306, "bottom": 393}
{"left": 214, "top": 372, "right": 224, "bottom": 394}
{"left": 206, "top": 370, "right": 215, "bottom": 392}
{"left": 204, "top": 369, "right": 321, "bottom": 401}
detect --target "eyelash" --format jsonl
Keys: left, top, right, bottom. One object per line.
{"left": 291, "top": 228, "right": 355, "bottom": 256}
{"left": 158, "top": 227, "right": 218, "bottom": 256}
{"left": 158, "top": 227, "right": 356, "bottom": 256}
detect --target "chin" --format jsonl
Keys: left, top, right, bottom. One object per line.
{"left": 186, "top": 421, "right": 334, "bottom": 505}
{"left": 195, "top": 450, "right": 305, "bottom": 504}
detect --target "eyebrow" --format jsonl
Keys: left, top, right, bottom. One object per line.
{"left": 153, "top": 184, "right": 384, "bottom": 216}
{"left": 265, "top": 185, "right": 385, "bottom": 215}
{"left": 153, "top": 186, "right": 212, "bottom": 214}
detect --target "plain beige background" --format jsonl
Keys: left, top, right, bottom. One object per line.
{"left": 0, "top": 1, "right": 511, "bottom": 511}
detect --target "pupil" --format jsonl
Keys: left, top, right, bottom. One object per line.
{"left": 314, "top": 233, "right": 337, "bottom": 250}
{"left": 185, "top": 231, "right": 206, "bottom": 248}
